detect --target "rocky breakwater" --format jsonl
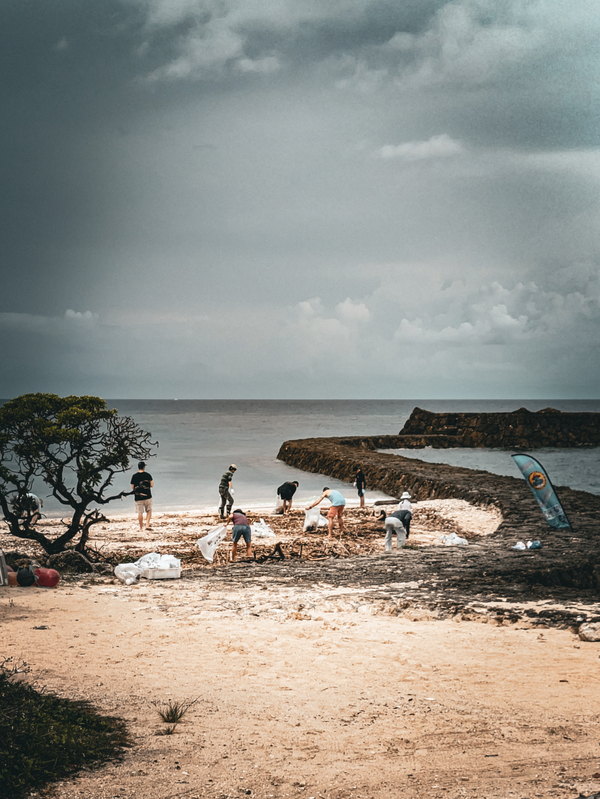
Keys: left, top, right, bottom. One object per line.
{"left": 397, "top": 406, "right": 600, "bottom": 449}
{"left": 277, "top": 435, "right": 600, "bottom": 607}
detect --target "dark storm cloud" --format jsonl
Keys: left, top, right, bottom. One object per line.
{"left": 1, "top": 0, "right": 600, "bottom": 398}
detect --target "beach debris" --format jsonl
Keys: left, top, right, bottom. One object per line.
{"left": 134, "top": 552, "right": 181, "bottom": 579}
{"left": 47, "top": 550, "right": 97, "bottom": 574}
{"left": 251, "top": 518, "right": 276, "bottom": 538}
{"left": 197, "top": 525, "right": 228, "bottom": 563}
{"left": 274, "top": 496, "right": 284, "bottom": 514}
{"left": 33, "top": 567, "right": 60, "bottom": 588}
{"left": 511, "top": 541, "right": 527, "bottom": 550}
{"left": 114, "top": 564, "right": 142, "bottom": 585}
{"left": 441, "top": 533, "right": 468, "bottom": 546}
{"left": 303, "top": 506, "right": 329, "bottom": 532}
{"left": 526, "top": 540, "right": 543, "bottom": 549}
{"left": 254, "top": 542, "right": 286, "bottom": 563}
{"left": 578, "top": 623, "right": 600, "bottom": 642}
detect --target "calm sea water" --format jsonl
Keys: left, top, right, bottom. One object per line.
{"left": 13, "top": 399, "right": 600, "bottom": 517}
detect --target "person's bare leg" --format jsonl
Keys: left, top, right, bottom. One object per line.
{"left": 359, "top": 495, "right": 365, "bottom": 509}
{"left": 138, "top": 512, "right": 144, "bottom": 531}
{"left": 245, "top": 542, "right": 252, "bottom": 558}
{"left": 282, "top": 500, "right": 289, "bottom": 514}
{"left": 338, "top": 510, "right": 344, "bottom": 536}
{"left": 145, "top": 510, "right": 152, "bottom": 530}
{"left": 231, "top": 542, "right": 238, "bottom": 562}
{"left": 328, "top": 516, "right": 334, "bottom": 538}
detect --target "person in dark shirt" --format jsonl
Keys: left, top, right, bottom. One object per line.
{"left": 355, "top": 467, "right": 367, "bottom": 509}
{"left": 218, "top": 464, "right": 237, "bottom": 519}
{"left": 131, "top": 461, "right": 154, "bottom": 531}
{"left": 277, "top": 480, "right": 299, "bottom": 514}
{"left": 230, "top": 508, "right": 252, "bottom": 561}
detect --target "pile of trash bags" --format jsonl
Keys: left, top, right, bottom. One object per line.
{"left": 114, "top": 552, "right": 181, "bottom": 584}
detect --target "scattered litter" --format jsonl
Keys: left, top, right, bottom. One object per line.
{"left": 252, "top": 518, "right": 276, "bottom": 538}
{"left": 511, "top": 541, "right": 527, "bottom": 550}
{"left": 114, "top": 564, "right": 141, "bottom": 585}
{"left": 134, "top": 552, "right": 181, "bottom": 579}
{"left": 527, "top": 540, "right": 542, "bottom": 550}
{"left": 197, "top": 525, "right": 227, "bottom": 563}
{"left": 114, "top": 553, "right": 181, "bottom": 583}
{"left": 441, "top": 533, "right": 468, "bottom": 546}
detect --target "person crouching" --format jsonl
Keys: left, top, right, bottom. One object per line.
{"left": 230, "top": 508, "right": 252, "bottom": 562}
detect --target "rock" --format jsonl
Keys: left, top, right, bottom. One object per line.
{"left": 578, "top": 623, "right": 600, "bottom": 642}
{"left": 46, "top": 550, "right": 97, "bottom": 574}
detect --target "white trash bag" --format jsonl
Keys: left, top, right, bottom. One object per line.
{"left": 274, "top": 495, "right": 284, "bottom": 514}
{"left": 114, "top": 563, "right": 142, "bottom": 585}
{"left": 133, "top": 552, "right": 181, "bottom": 578}
{"left": 252, "top": 518, "right": 276, "bottom": 538}
{"left": 197, "top": 525, "right": 228, "bottom": 563}
{"left": 303, "top": 506, "right": 321, "bottom": 532}
{"left": 318, "top": 514, "right": 328, "bottom": 528}
{"left": 441, "top": 532, "right": 468, "bottom": 546}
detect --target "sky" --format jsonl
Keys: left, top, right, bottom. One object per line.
{"left": 1, "top": 0, "right": 600, "bottom": 400}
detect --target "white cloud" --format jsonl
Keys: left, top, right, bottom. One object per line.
{"left": 376, "top": 134, "right": 464, "bottom": 161}
{"left": 65, "top": 310, "right": 99, "bottom": 324}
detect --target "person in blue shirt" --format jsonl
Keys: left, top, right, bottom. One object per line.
{"left": 306, "top": 487, "right": 346, "bottom": 538}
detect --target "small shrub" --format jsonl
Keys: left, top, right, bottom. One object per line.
{"left": 152, "top": 697, "right": 199, "bottom": 724}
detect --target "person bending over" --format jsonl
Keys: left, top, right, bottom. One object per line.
{"left": 230, "top": 508, "right": 252, "bottom": 562}
{"left": 306, "top": 487, "right": 346, "bottom": 538}
{"left": 277, "top": 480, "right": 299, "bottom": 514}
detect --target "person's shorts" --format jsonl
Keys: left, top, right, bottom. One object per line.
{"left": 135, "top": 499, "right": 152, "bottom": 514}
{"left": 357, "top": 488, "right": 364, "bottom": 497}
{"left": 279, "top": 492, "right": 294, "bottom": 501}
{"left": 327, "top": 505, "right": 345, "bottom": 518}
{"left": 232, "top": 524, "right": 251, "bottom": 543}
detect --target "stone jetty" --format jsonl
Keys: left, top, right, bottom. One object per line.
{"left": 277, "top": 432, "right": 600, "bottom": 618}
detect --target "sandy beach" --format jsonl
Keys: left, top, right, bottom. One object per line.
{"left": 2, "top": 501, "right": 600, "bottom": 799}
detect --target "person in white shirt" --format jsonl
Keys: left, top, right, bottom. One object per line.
{"left": 383, "top": 491, "right": 413, "bottom": 551}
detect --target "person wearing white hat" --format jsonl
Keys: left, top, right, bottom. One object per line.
{"left": 383, "top": 491, "right": 413, "bottom": 551}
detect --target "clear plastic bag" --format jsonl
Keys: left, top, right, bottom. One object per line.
{"left": 197, "top": 525, "right": 227, "bottom": 563}
{"left": 114, "top": 564, "right": 142, "bottom": 585}
{"left": 274, "top": 495, "right": 284, "bottom": 514}
{"left": 303, "top": 506, "right": 321, "bottom": 532}
{"left": 252, "top": 518, "right": 276, "bottom": 538}
{"left": 441, "top": 533, "right": 468, "bottom": 546}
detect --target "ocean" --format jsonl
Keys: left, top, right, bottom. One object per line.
{"left": 12, "top": 399, "right": 600, "bottom": 517}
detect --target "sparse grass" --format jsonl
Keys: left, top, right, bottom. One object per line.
{"left": 152, "top": 697, "right": 199, "bottom": 725}
{"left": 0, "top": 658, "right": 129, "bottom": 799}
{"left": 155, "top": 725, "right": 178, "bottom": 736}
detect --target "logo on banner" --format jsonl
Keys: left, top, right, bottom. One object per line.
{"left": 528, "top": 471, "right": 547, "bottom": 490}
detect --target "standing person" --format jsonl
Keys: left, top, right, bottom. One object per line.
{"left": 131, "top": 462, "right": 153, "bottom": 532}
{"left": 396, "top": 491, "right": 413, "bottom": 536}
{"left": 277, "top": 480, "right": 299, "bottom": 514}
{"left": 355, "top": 467, "right": 367, "bottom": 509}
{"left": 306, "top": 487, "right": 346, "bottom": 538}
{"left": 230, "top": 508, "right": 252, "bottom": 562}
{"left": 218, "top": 464, "right": 237, "bottom": 520}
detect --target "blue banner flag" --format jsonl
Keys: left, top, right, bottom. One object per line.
{"left": 511, "top": 453, "right": 571, "bottom": 530}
